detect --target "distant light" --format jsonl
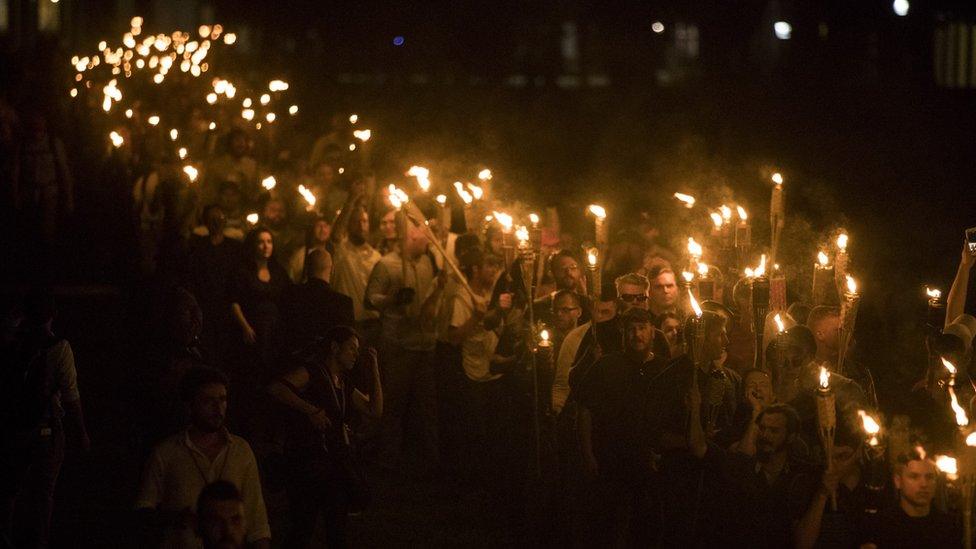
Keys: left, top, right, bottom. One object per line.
{"left": 393, "top": 36, "right": 405, "bottom": 46}
{"left": 774, "top": 21, "right": 792, "bottom": 40}
{"left": 651, "top": 22, "right": 665, "bottom": 34}
{"left": 288, "top": 105, "right": 299, "bottom": 115}
{"left": 893, "top": 0, "right": 909, "bottom": 16}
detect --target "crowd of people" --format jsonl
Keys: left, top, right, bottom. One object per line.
{"left": 2, "top": 94, "right": 976, "bottom": 549}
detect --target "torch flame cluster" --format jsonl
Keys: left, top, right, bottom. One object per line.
{"left": 387, "top": 185, "right": 409, "bottom": 210}
{"left": 406, "top": 166, "right": 430, "bottom": 192}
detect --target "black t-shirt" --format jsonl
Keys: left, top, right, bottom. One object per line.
{"left": 577, "top": 351, "right": 666, "bottom": 479}
{"left": 861, "top": 505, "right": 962, "bottom": 549}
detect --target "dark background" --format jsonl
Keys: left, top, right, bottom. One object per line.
{"left": 2, "top": 0, "right": 976, "bottom": 545}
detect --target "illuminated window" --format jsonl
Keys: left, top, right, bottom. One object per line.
{"left": 38, "top": 0, "right": 60, "bottom": 33}
{"left": 674, "top": 23, "right": 699, "bottom": 58}
{"left": 0, "top": 0, "right": 9, "bottom": 32}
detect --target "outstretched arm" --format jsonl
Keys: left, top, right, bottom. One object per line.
{"left": 946, "top": 240, "right": 975, "bottom": 328}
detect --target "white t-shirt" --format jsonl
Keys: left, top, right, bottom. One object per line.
{"left": 551, "top": 321, "right": 590, "bottom": 413}
{"left": 451, "top": 291, "right": 500, "bottom": 382}
{"left": 332, "top": 238, "right": 382, "bottom": 322}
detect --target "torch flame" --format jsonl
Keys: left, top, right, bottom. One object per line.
{"left": 387, "top": 184, "right": 409, "bottom": 210}
{"left": 261, "top": 176, "right": 276, "bottom": 190}
{"left": 689, "top": 290, "right": 703, "bottom": 318}
{"left": 109, "top": 131, "right": 124, "bottom": 148}
{"left": 529, "top": 213, "right": 540, "bottom": 227}
{"left": 818, "top": 251, "right": 830, "bottom": 267}
{"left": 353, "top": 129, "right": 372, "bottom": 142}
{"left": 943, "top": 357, "right": 958, "bottom": 377}
{"left": 774, "top": 314, "right": 785, "bottom": 334}
{"left": 587, "top": 204, "right": 607, "bottom": 219}
{"left": 736, "top": 206, "right": 748, "bottom": 221}
{"left": 720, "top": 205, "right": 732, "bottom": 221}
{"left": 466, "top": 183, "right": 484, "bottom": 200}
{"left": 967, "top": 432, "right": 976, "bottom": 447}
{"left": 540, "top": 329, "right": 550, "bottom": 343}
{"left": 515, "top": 226, "right": 530, "bottom": 244}
{"left": 349, "top": 114, "right": 358, "bottom": 124}
{"left": 949, "top": 385, "right": 969, "bottom": 427}
{"left": 298, "top": 185, "right": 317, "bottom": 209}
{"left": 435, "top": 194, "right": 447, "bottom": 205}
{"left": 454, "top": 182, "right": 473, "bottom": 204}
{"left": 492, "top": 212, "right": 513, "bottom": 232}
{"left": 246, "top": 213, "right": 259, "bottom": 224}
{"left": 819, "top": 366, "right": 830, "bottom": 389}
{"left": 744, "top": 267, "right": 755, "bottom": 278}
{"left": 687, "top": 237, "right": 703, "bottom": 258}
{"left": 682, "top": 271, "right": 694, "bottom": 283}
{"left": 182, "top": 165, "right": 199, "bottom": 182}
{"left": 697, "top": 263, "right": 709, "bottom": 276}
{"left": 845, "top": 275, "right": 858, "bottom": 294}
{"left": 754, "top": 254, "right": 767, "bottom": 277}
{"left": 587, "top": 248, "right": 598, "bottom": 267}
{"left": 935, "top": 455, "right": 958, "bottom": 478}
{"left": 771, "top": 172, "right": 784, "bottom": 185}
{"left": 478, "top": 169, "right": 492, "bottom": 181}
{"left": 857, "top": 410, "right": 881, "bottom": 436}
{"left": 673, "top": 193, "right": 696, "bottom": 208}
{"left": 406, "top": 166, "right": 430, "bottom": 192}
{"left": 926, "top": 287, "right": 942, "bottom": 300}
{"left": 836, "top": 233, "right": 849, "bottom": 251}
{"left": 710, "top": 212, "right": 723, "bottom": 228}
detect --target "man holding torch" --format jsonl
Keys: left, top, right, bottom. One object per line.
{"left": 364, "top": 219, "right": 446, "bottom": 473}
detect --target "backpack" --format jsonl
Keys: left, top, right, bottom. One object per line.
{"left": 1, "top": 334, "right": 62, "bottom": 437}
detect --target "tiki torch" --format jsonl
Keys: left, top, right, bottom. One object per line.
{"left": 812, "top": 251, "right": 834, "bottom": 306}
{"left": 927, "top": 287, "right": 946, "bottom": 331}
{"left": 770, "top": 173, "right": 785, "bottom": 265}
{"left": 837, "top": 275, "right": 860, "bottom": 376}
{"left": 751, "top": 257, "right": 770, "bottom": 370}
{"left": 817, "top": 366, "right": 838, "bottom": 511}
{"left": 588, "top": 204, "right": 608, "bottom": 252}
{"left": 585, "top": 246, "right": 601, "bottom": 299}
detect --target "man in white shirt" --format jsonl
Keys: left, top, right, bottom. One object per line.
{"left": 136, "top": 367, "right": 270, "bottom": 549}
{"left": 448, "top": 248, "right": 511, "bottom": 482}
{"left": 330, "top": 192, "right": 382, "bottom": 332}
{"left": 365, "top": 220, "right": 446, "bottom": 471}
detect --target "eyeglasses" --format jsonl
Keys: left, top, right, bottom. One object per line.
{"left": 619, "top": 294, "right": 648, "bottom": 303}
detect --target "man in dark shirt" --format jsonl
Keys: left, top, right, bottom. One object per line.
{"left": 860, "top": 456, "right": 961, "bottom": 548}
{"left": 729, "top": 403, "right": 814, "bottom": 548}
{"left": 577, "top": 307, "right": 667, "bottom": 546}
{"left": 186, "top": 204, "right": 241, "bottom": 367}
{"left": 277, "top": 249, "right": 354, "bottom": 357}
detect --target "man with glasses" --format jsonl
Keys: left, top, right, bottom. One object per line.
{"left": 534, "top": 250, "right": 591, "bottom": 327}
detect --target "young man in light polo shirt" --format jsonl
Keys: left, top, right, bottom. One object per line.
{"left": 136, "top": 367, "right": 270, "bottom": 548}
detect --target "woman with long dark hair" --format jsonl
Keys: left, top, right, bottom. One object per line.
{"left": 230, "top": 226, "right": 290, "bottom": 378}
{"left": 268, "top": 326, "right": 383, "bottom": 548}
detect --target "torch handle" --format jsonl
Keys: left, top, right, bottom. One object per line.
{"left": 403, "top": 202, "right": 477, "bottom": 299}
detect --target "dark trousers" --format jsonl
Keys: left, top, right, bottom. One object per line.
{"left": 283, "top": 473, "right": 348, "bottom": 549}
{"left": 434, "top": 341, "right": 464, "bottom": 474}
{"left": 377, "top": 345, "right": 438, "bottom": 468}
{"left": 1, "top": 430, "right": 65, "bottom": 549}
